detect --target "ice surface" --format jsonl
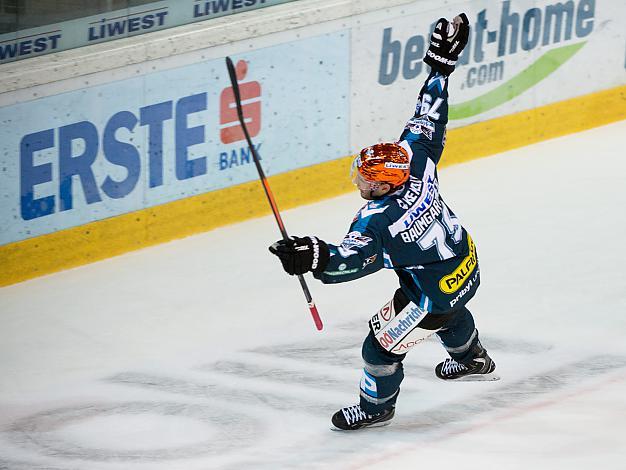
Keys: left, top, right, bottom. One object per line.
{"left": 1, "top": 121, "right": 625, "bottom": 469}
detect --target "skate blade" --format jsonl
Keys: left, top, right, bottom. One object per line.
{"left": 330, "top": 420, "right": 392, "bottom": 432}
{"left": 454, "top": 372, "right": 500, "bottom": 382}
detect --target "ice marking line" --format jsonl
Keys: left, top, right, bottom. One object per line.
{"left": 439, "top": 371, "right": 626, "bottom": 441}
{"left": 0, "top": 460, "right": 79, "bottom": 470}
{"left": 247, "top": 334, "right": 549, "bottom": 375}
{"left": 0, "top": 336, "right": 587, "bottom": 469}
{"left": 107, "top": 372, "right": 339, "bottom": 414}
{"left": 203, "top": 360, "right": 356, "bottom": 389}
{"left": 250, "top": 338, "right": 365, "bottom": 368}
{"left": 249, "top": 338, "right": 435, "bottom": 378}
{"left": 476, "top": 336, "right": 553, "bottom": 355}
{"left": 349, "top": 355, "right": 626, "bottom": 470}
{"left": 7, "top": 401, "right": 260, "bottom": 461}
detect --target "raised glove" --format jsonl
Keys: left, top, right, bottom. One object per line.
{"left": 269, "top": 236, "right": 330, "bottom": 276}
{"left": 424, "top": 13, "right": 470, "bottom": 75}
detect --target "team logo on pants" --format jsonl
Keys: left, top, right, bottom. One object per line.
{"left": 369, "top": 300, "right": 394, "bottom": 333}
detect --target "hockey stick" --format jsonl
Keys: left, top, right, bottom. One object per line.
{"left": 225, "top": 56, "right": 323, "bottom": 331}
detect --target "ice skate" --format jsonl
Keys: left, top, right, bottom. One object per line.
{"left": 435, "top": 350, "right": 499, "bottom": 381}
{"left": 330, "top": 404, "right": 395, "bottom": 431}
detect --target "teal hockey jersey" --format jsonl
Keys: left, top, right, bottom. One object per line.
{"left": 314, "top": 70, "right": 479, "bottom": 313}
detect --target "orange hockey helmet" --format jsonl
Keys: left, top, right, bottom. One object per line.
{"left": 352, "top": 142, "right": 411, "bottom": 189}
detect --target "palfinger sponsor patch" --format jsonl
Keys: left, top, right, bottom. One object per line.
{"left": 439, "top": 235, "right": 477, "bottom": 294}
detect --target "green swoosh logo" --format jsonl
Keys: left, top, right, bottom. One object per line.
{"left": 449, "top": 42, "right": 586, "bottom": 120}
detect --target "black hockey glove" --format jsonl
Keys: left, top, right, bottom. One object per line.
{"left": 269, "top": 236, "right": 330, "bottom": 276}
{"left": 424, "top": 13, "right": 470, "bottom": 76}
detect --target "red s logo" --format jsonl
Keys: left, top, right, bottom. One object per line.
{"left": 220, "top": 60, "right": 261, "bottom": 144}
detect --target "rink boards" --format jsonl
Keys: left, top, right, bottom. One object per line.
{"left": 1, "top": 0, "right": 626, "bottom": 286}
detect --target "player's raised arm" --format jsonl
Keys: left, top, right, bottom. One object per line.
{"left": 400, "top": 14, "right": 470, "bottom": 167}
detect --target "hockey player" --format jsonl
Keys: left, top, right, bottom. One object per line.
{"left": 270, "top": 13, "right": 496, "bottom": 431}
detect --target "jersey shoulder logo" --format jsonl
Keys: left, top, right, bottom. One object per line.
{"left": 337, "top": 231, "right": 374, "bottom": 257}
{"left": 405, "top": 116, "right": 435, "bottom": 140}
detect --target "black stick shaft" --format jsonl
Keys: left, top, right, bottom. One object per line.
{"left": 225, "top": 57, "right": 323, "bottom": 331}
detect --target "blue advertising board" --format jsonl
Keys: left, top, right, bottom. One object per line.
{"left": 0, "top": 31, "right": 349, "bottom": 245}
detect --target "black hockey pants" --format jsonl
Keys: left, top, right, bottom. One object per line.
{"left": 359, "top": 289, "right": 481, "bottom": 415}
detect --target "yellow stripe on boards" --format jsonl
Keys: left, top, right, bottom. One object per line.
{"left": 1, "top": 85, "right": 625, "bottom": 287}
{"left": 442, "top": 85, "right": 626, "bottom": 167}
{"left": 0, "top": 157, "right": 355, "bottom": 287}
